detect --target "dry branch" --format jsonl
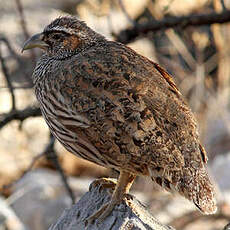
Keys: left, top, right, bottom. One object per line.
{"left": 117, "top": 10, "right": 230, "bottom": 44}
{"left": 45, "top": 133, "right": 76, "bottom": 204}
{"left": 15, "top": 0, "right": 36, "bottom": 62}
{"left": 0, "top": 49, "right": 16, "bottom": 110}
{"left": 0, "top": 106, "right": 41, "bottom": 129}
{"left": 0, "top": 36, "right": 18, "bottom": 58}
{"left": 1, "top": 131, "right": 75, "bottom": 206}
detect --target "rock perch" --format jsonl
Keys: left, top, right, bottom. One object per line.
{"left": 48, "top": 179, "right": 175, "bottom": 230}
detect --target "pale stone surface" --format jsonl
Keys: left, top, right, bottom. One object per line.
{"left": 211, "top": 152, "right": 230, "bottom": 205}
{"left": 0, "top": 197, "right": 27, "bottom": 230}
{"left": 48, "top": 179, "right": 175, "bottom": 230}
{"left": 9, "top": 169, "right": 91, "bottom": 230}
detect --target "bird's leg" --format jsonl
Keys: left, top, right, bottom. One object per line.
{"left": 86, "top": 171, "right": 136, "bottom": 224}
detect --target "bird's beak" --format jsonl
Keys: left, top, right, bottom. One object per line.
{"left": 22, "top": 33, "right": 48, "bottom": 53}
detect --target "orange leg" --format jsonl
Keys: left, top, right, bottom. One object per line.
{"left": 86, "top": 171, "right": 136, "bottom": 224}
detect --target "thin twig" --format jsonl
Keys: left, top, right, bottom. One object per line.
{"left": 0, "top": 35, "right": 33, "bottom": 87}
{"left": 118, "top": 0, "right": 136, "bottom": 26}
{"left": 169, "top": 202, "right": 230, "bottom": 229}
{"left": 0, "top": 48, "right": 16, "bottom": 111}
{"left": 0, "top": 36, "right": 18, "bottom": 57}
{"left": 0, "top": 85, "right": 32, "bottom": 90}
{"left": 46, "top": 133, "right": 75, "bottom": 204}
{"left": 15, "top": 0, "right": 30, "bottom": 40}
{"left": 2, "top": 152, "right": 45, "bottom": 191}
{"left": 15, "top": 0, "right": 36, "bottom": 62}
{"left": 0, "top": 106, "right": 41, "bottom": 129}
{"left": 1, "top": 131, "right": 76, "bottom": 205}
{"left": 220, "top": 0, "right": 227, "bottom": 11}
{"left": 1, "top": 133, "right": 58, "bottom": 191}
{"left": 116, "top": 10, "right": 230, "bottom": 43}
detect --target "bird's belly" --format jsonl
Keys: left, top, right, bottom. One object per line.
{"left": 40, "top": 108, "right": 116, "bottom": 168}
{"left": 42, "top": 112, "right": 148, "bottom": 175}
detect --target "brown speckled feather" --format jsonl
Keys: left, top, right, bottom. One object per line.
{"left": 27, "top": 16, "right": 216, "bottom": 215}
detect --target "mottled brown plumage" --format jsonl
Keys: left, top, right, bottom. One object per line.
{"left": 22, "top": 16, "right": 217, "bottom": 221}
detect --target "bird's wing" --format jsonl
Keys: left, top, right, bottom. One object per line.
{"left": 144, "top": 60, "right": 208, "bottom": 164}
{"left": 56, "top": 42, "right": 205, "bottom": 173}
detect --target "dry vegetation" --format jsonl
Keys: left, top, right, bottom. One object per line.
{"left": 1, "top": 0, "right": 230, "bottom": 229}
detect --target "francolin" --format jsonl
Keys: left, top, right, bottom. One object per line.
{"left": 22, "top": 16, "right": 217, "bottom": 222}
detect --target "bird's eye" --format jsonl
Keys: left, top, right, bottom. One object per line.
{"left": 51, "top": 33, "right": 63, "bottom": 40}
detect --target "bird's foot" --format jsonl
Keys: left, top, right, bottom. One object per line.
{"left": 86, "top": 173, "right": 135, "bottom": 226}
{"left": 85, "top": 197, "right": 121, "bottom": 226}
{"left": 85, "top": 178, "right": 118, "bottom": 226}
{"left": 89, "top": 177, "right": 117, "bottom": 195}
{"left": 85, "top": 193, "right": 134, "bottom": 226}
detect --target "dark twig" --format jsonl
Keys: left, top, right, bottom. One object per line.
{"left": 1, "top": 132, "right": 75, "bottom": 206}
{"left": 46, "top": 133, "right": 75, "bottom": 204}
{"left": 0, "top": 85, "right": 32, "bottom": 90}
{"left": 2, "top": 152, "right": 45, "bottom": 191}
{"left": 0, "top": 36, "right": 18, "bottom": 58}
{"left": 0, "top": 106, "right": 41, "bottom": 129}
{"left": 118, "top": 0, "right": 136, "bottom": 26}
{"left": 15, "top": 0, "right": 36, "bottom": 62}
{"left": 169, "top": 202, "right": 230, "bottom": 229}
{"left": 116, "top": 10, "right": 230, "bottom": 43}
{"left": 0, "top": 49, "right": 16, "bottom": 111}
{"left": 224, "top": 222, "right": 230, "bottom": 230}
{"left": 0, "top": 97, "right": 74, "bottom": 202}
{"left": 220, "top": 0, "right": 227, "bottom": 11}
{"left": 15, "top": 0, "right": 30, "bottom": 40}
{"left": 0, "top": 35, "right": 33, "bottom": 87}
{"left": 1, "top": 133, "right": 56, "bottom": 190}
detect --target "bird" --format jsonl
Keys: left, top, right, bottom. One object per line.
{"left": 22, "top": 16, "right": 217, "bottom": 222}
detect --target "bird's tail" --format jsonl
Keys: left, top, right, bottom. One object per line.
{"left": 150, "top": 166, "right": 217, "bottom": 214}
{"left": 180, "top": 166, "right": 217, "bottom": 214}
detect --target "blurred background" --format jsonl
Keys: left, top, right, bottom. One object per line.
{"left": 0, "top": 0, "right": 230, "bottom": 229}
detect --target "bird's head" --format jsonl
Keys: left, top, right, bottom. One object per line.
{"left": 22, "top": 16, "right": 105, "bottom": 59}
